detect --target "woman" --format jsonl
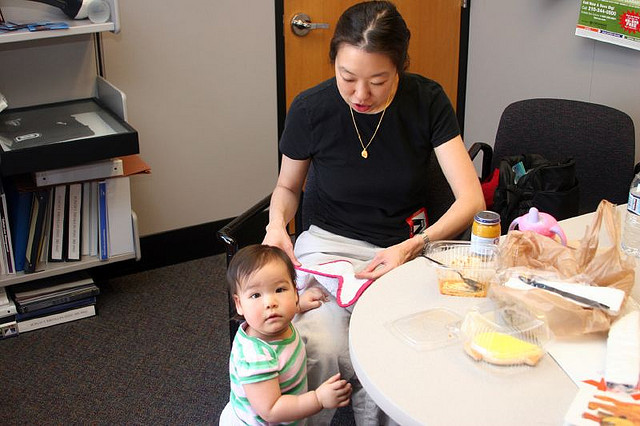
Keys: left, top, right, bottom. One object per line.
{"left": 264, "top": 1, "right": 484, "bottom": 424}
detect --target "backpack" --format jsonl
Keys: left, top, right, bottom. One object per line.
{"left": 492, "top": 154, "right": 579, "bottom": 232}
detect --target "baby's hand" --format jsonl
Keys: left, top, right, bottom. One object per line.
{"left": 315, "top": 373, "right": 352, "bottom": 409}
{"left": 298, "top": 287, "right": 329, "bottom": 313}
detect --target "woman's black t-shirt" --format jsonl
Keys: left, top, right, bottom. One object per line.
{"left": 279, "top": 73, "right": 460, "bottom": 247}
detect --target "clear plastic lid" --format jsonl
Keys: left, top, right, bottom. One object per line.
{"left": 387, "top": 307, "right": 462, "bottom": 351}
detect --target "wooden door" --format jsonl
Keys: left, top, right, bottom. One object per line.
{"left": 283, "top": 0, "right": 462, "bottom": 111}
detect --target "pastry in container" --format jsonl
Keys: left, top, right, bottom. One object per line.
{"left": 459, "top": 305, "right": 552, "bottom": 367}
{"left": 424, "top": 240, "right": 499, "bottom": 297}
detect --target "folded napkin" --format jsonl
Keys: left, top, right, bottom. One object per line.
{"left": 296, "top": 260, "right": 375, "bottom": 307}
{"left": 605, "top": 310, "right": 640, "bottom": 390}
{"left": 504, "top": 277, "right": 626, "bottom": 315}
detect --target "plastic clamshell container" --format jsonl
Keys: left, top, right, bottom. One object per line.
{"left": 387, "top": 308, "right": 462, "bottom": 351}
{"left": 424, "top": 240, "right": 499, "bottom": 297}
{"left": 459, "top": 306, "right": 552, "bottom": 368}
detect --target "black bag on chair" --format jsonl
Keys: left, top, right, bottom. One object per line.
{"left": 492, "top": 154, "right": 579, "bottom": 232}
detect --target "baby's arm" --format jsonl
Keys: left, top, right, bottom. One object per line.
{"left": 298, "top": 286, "right": 329, "bottom": 313}
{"left": 243, "top": 373, "right": 351, "bottom": 423}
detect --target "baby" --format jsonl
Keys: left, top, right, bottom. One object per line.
{"left": 219, "top": 244, "right": 351, "bottom": 425}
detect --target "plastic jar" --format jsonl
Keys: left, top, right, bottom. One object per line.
{"left": 471, "top": 211, "right": 501, "bottom": 254}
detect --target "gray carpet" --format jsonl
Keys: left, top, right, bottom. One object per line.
{"left": 0, "top": 254, "right": 355, "bottom": 425}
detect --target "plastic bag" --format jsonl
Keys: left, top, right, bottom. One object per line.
{"left": 490, "top": 200, "right": 636, "bottom": 337}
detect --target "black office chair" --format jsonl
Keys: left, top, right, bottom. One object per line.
{"left": 216, "top": 146, "right": 489, "bottom": 343}
{"left": 470, "top": 98, "right": 636, "bottom": 215}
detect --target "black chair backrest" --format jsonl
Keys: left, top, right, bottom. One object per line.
{"left": 491, "top": 98, "right": 635, "bottom": 214}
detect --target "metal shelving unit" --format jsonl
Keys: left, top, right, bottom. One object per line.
{"left": 0, "top": 0, "right": 140, "bottom": 288}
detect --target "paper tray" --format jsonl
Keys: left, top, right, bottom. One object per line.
{"left": 0, "top": 98, "right": 139, "bottom": 176}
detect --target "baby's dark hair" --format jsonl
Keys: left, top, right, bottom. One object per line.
{"left": 329, "top": 1, "right": 411, "bottom": 73}
{"left": 226, "top": 244, "right": 297, "bottom": 298}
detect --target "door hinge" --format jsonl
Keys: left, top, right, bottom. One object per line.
{"left": 461, "top": 0, "right": 468, "bottom": 8}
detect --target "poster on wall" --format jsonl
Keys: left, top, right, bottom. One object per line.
{"left": 576, "top": 0, "right": 640, "bottom": 51}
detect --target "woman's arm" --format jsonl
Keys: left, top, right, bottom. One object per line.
{"left": 356, "top": 135, "right": 485, "bottom": 279}
{"left": 262, "top": 155, "right": 310, "bottom": 265}
{"left": 243, "top": 373, "right": 351, "bottom": 423}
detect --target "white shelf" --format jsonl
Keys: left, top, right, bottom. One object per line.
{"left": 0, "top": 20, "right": 114, "bottom": 44}
{"left": 0, "top": 252, "right": 136, "bottom": 287}
{"left": 0, "top": 0, "right": 120, "bottom": 44}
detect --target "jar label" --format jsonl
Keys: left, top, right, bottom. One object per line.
{"left": 628, "top": 191, "right": 640, "bottom": 216}
{"left": 470, "top": 235, "right": 499, "bottom": 255}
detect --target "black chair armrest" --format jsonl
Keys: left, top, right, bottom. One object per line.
{"left": 217, "top": 194, "right": 272, "bottom": 266}
{"left": 468, "top": 142, "right": 493, "bottom": 182}
{"left": 635, "top": 161, "right": 640, "bottom": 175}
{"left": 217, "top": 194, "right": 271, "bottom": 345}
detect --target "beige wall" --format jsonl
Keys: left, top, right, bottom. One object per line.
{"left": 102, "top": 1, "right": 279, "bottom": 236}
{"left": 101, "top": 0, "right": 640, "bottom": 238}
{"left": 464, "top": 0, "right": 640, "bottom": 164}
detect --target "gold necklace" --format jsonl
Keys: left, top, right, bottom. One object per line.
{"left": 349, "top": 88, "right": 394, "bottom": 159}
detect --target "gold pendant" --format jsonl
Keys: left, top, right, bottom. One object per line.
{"left": 361, "top": 149, "right": 368, "bottom": 159}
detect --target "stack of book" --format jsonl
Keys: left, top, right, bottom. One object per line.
{"left": 9, "top": 273, "right": 99, "bottom": 333}
{"left": 0, "top": 287, "right": 18, "bottom": 339}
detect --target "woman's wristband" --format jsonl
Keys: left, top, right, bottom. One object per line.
{"left": 420, "top": 232, "right": 431, "bottom": 256}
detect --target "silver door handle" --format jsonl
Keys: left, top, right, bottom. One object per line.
{"left": 291, "top": 13, "right": 329, "bottom": 37}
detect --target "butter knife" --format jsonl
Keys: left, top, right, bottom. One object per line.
{"left": 518, "top": 275, "right": 610, "bottom": 310}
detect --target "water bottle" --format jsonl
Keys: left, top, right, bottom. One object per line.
{"left": 622, "top": 172, "right": 640, "bottom": 257}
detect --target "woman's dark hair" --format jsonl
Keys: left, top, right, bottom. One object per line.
{"left": 227, "top": 244, "right": 297, "bottom": 298}
{"left": 329, "top": 1, "right": 411, "bottom": 72}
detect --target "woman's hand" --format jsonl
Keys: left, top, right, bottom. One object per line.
{"left": 262, "top": 224, "right": 300, "bottom": 266}
{"left": 298, "top": 286, "right": 329, "bottom": 313}
{"left": 355, "top": 236, "right": 423, "bottom": 280}
{"left": 263, "top": 156, "right": 310, "bottom": 267}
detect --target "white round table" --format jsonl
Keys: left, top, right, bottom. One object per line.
{"left": 349, "top": 257, "right": 577, "bottom": 425}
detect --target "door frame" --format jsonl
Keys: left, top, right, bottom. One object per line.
{"left": 273, "top": 0, "right": 471, "bottom": 141}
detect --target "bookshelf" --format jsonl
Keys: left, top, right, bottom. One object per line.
{"left": 0, "top": 0, "right": 140, "bottom": 288}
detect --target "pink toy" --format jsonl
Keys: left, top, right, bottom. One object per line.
{"left": 508, "top": 207, "right": 567, "bottom": 245}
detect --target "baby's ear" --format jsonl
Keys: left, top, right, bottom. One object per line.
{"left": 233, "top": 294, "right": 243, "bottom": 315}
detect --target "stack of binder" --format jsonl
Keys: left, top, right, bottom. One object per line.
{"left": 0, "top": 174, "right": 140, "bottom": 277}
{"left": 0, "top": 153, "right": 149, "bottom": 278}
{"left": 9, "top": 273, "right": 99, "bottom": 333}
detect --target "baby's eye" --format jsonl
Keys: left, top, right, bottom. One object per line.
{"left": 249, "top": 293, "right": 261, "bottom": 299}
{"left": 275, "top": 287, "right": 288, "bottom": 293}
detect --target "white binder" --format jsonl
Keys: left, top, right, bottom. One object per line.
{"left": 34, "top": 158, "right": 124, "bottom": 187}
